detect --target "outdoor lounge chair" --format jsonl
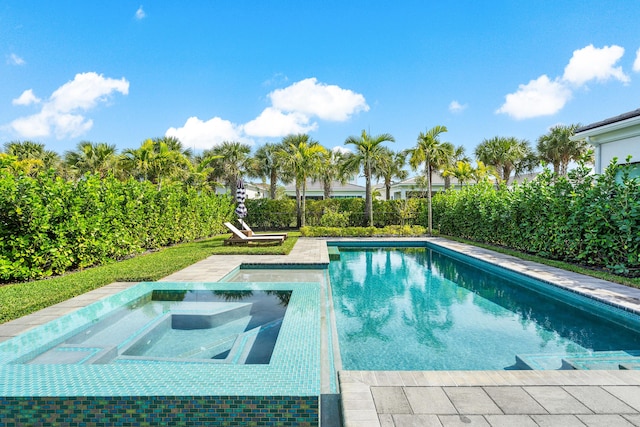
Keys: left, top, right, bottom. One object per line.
{"left": 224, "top": 222, "right": 285, "bottom": 245}
{"left": 238, "top": 218, "right": 288, "bottom": 239}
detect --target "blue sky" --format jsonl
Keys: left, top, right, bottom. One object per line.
{"left": 2, "top": 1, "right": 640, "bottom": 162}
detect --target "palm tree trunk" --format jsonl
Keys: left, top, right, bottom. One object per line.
{"left": 427, "top": 165, "right": 433, "bottom": 235}
{"left": 295, "top": 182, "right": 302, "bottom": 228}
{"left": 301, "top": 179, "right": 307, "bottom": 227}
{"left": 365, "top": 169, "right": 373, "bottom": 227}
{"left": 270, "top": 169, "right": 277, "bottom": 199}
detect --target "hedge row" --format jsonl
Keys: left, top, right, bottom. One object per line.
{"left": 244, "top": 198, "right": 426, "bottom": 229}
{"left": 432, "top": 162, "right": 640, "bottom": 275}
{"left": 0, "top": 171, "right": 235, "bottom": 282}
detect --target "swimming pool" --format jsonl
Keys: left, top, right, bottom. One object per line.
{"left": 328, "top": 243, "right": 640, "bottom": 371}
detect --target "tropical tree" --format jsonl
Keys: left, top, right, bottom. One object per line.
{"left": 537, "top": 124, "right": 591, "bottom": 176}
{"left": 406, "top": 125, "right": 452, "bottom": 234}
{"left": 474, "top": 136, "right": 535, "bottom": 185}
{"left": 343, "top": 130, "right": 395, "bottom": 226}
{"left": 206, "top": 141, "right": 252, "bottom": 192}
{"left": 443, "top": 161, "right": 474, "bottom": 188}
{"left": 152, "top": 136, "right": 194, "bottom": 160}
{"left": 64, "top": 141, "right": 118, "bottom": 178}
{"left": 4, "top": 140, "right": 60, "bottom": 173}
{"left": 278, "top": 134, "right": 327, "bottom": 227}
{"left": 316, "top": 148, "right": 354, "bottom": 199}
{"left": 470, "top": 161, "right": 496, "bottom": 183}
{"left": 121, "top": 139, "right": 155, "bottom": 182}
{"left": 441, "top": 145, "right": 470, "bottom": 189}
{"left": 372, "top": 147, "right": 407, "bottom": 200}
{"left": 250, "top": 142, "right": 283, "bottom": 199}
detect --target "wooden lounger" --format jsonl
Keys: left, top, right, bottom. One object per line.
{"left": 224, "top": 222, "right": 285, "bottom": 245}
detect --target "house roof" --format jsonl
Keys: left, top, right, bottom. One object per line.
{"left": 283, "top": 180, "right": 365, "bottom": 192}
{"left": 391, "top": 174, "right": 460, "bottom": 187}
{"left": 575, "top": 108, "right": 640, "bottom": 133}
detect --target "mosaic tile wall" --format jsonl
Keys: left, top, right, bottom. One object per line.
{"left": 0, "top": 395, "right": 319, "bottom": 426}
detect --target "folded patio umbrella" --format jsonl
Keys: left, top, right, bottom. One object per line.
{"left": 235, "top": 178, "right": 247, "bottom": 218}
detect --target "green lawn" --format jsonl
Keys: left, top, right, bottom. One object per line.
{"left": 0, "top": 232, "right": 299, "bottom": 323}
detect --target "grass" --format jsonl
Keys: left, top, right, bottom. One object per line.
{"left": 0, "top": 232, "right": 299, "bottom": 323}
{"left": 442, "top": 235, "right": 640, "bottom": 289}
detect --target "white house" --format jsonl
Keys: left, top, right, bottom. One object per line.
{"left": 283, "top": 180, "right": 366, "bottom": 200}
{"left": 570, "top": 108, "right": 640, "bottom": 178}
{"left": 388, "top": 175, "right": 462, "bottom": 200}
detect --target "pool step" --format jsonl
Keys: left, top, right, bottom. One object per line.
{"left": 515, "top": 350, "right": 640, "bottom": 370}
{"left": 562, "top": 350, "right": 640, "bottom": 370}
{"left": 328, "top": 246, "right": 340, "bottom": 260}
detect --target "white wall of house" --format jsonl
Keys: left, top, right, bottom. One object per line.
{"left": 571, "top": 109, "right": 640, "bottom": 174}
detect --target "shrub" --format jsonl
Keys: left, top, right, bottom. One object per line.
{"left": 0, "top": 171, "right": 235, "bottom": 283}
{"left": 431, "top": 161, "right": 640, "bottom": 276}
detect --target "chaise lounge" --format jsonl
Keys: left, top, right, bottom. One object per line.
{"left": 238, "top": 218, "right": 288, "bottom": 239}
{"left": 223, "top": 222, "right": 286, "bottom": 245}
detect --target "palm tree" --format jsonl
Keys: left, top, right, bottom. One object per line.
{"left": 206, "top": 141, "right": 252, "bottom": 193}
{"left": 64, "top": 141, "right": 118, "bottom": 178}
{"left": 316, "top": 148, "right": 354, "bottom": 199}
{"left": 443, "top": 161, "right": 474, "bottom": 188}
{"left": 120, "top": 139, "right": 155, "bottom": 182}
{"left": 372, "top": 147, "right": 407, "bottom": 200}
{"left": 4, "top": 140, "right": 60, "bottom": 172}
{"left": 470, "top": 161, "right": 496, "bottom": 184}
{"left": 343, "top": 130, "right": 395, "bottom": 226}
{"left": 474, "top": 136, "right": 534, "bottom": 185}
{"left": 250, "top": 142, "right": 283, "bottom": 199}
{"left": 152, "top": 136, "right": 193, "bottom": 160}
{"left": 537, "top": 124, "right": 591, "bottom": 176}
{"left": 442, "top": 145, "right": 470, "bottom": 189}
{"left": 406, "top": 125, "right": 452, "bottom": 234}
{"left": 278, "top": 134, "right": 327, "bottom": 227}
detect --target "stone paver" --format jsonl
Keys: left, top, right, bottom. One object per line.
{"left": 524, "top": 385, "right": 592, "bottom": 414}
{"left": 404, "top": 387, "right": 457, "bottom": 415}
{"left": 437, "top": 415, "right": 490, "bottom": 426}
{"left": 577, "top": 414, "right": 637, "bottom": 427}
{"left": 530, "top": 414, "right": 587, "bottom": 426}
{"left": 483, "top": 386, "right": 547, "bottom": 415}
{"left": 391, "top": 414, "right": 443, "bottom": 427}
{"left": 483, "top": 415, "right": 539, "bottom": 427}
{"left": 605, "top": 386, "right": 640, "bottom": 411}
{"left": 442, "top": 387, "right": 503, "bottom": 415}
{"left": 565, "top": 386, "right": 636, "bottom": 414}
{"left": 371, "top": 387, "right": 412, "bottom": 414}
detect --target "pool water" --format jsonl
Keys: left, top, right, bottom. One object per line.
{"left": 20, "top": 290, "right": 290, "bottom": 365}
{"left": 329, "top": 246, "right": 640, "bottom": 370}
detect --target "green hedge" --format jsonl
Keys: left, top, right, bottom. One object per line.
{"left": 0, "top": 171, "right": 235, "bottom": 282}
{"left": 432, "top": 162, "right": 640, "bottom": 275}
{"left": 300, "top": 225, "right": 426, "bottom": 237}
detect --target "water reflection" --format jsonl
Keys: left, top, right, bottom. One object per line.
{"left": 329, "top": 246, "right": 640, "bottom": 370}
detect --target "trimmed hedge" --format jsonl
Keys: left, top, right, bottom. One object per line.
{"left": 432, "top": 162, "right": 640, "bottom": 276}
{"left": 300, "top": 225, "right": 426, "bottom": 237}
{"left": 0, "top": 171, "right": 235, "bottom": 282}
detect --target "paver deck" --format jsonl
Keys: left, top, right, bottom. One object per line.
{"left": 2, "top": 236, "right": 640, "bottom": 426}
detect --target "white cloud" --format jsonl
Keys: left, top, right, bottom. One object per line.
{"left": 269, "top": 77, "right": 369, "bottom": 121}
{"left": 165, "top": 116, "right": 249, "bottom": 150}
{"left": 12, "top": 89, "right": 41, "bottom": 106}
{"left": 449, "top": 100, "right": 467, "bottom": 113}
{"left": 243, "top": 107, "right": 317, "bottom": 137}
{"left": 562, "top": 44, "right": 629, "bottom": 85}
{"left": 496, "top": 75, "right": 571, "bottom": 120}
{"left": 8, "top": 72, "right": 129, "bottom": 139}
{"left": 135, "top": 6, "right": 146, "bottom": 20}
{"left": 7, "top": 53, "right": 25, "bottom": 66}
{"left": 634, "top": 47, "right": 640, "bottom": 72}
{"left": 332, "top": 146, "right": 352, "bottom": 154}
{"left": 166, "top": 77, "right": 368, "bottom": 145}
